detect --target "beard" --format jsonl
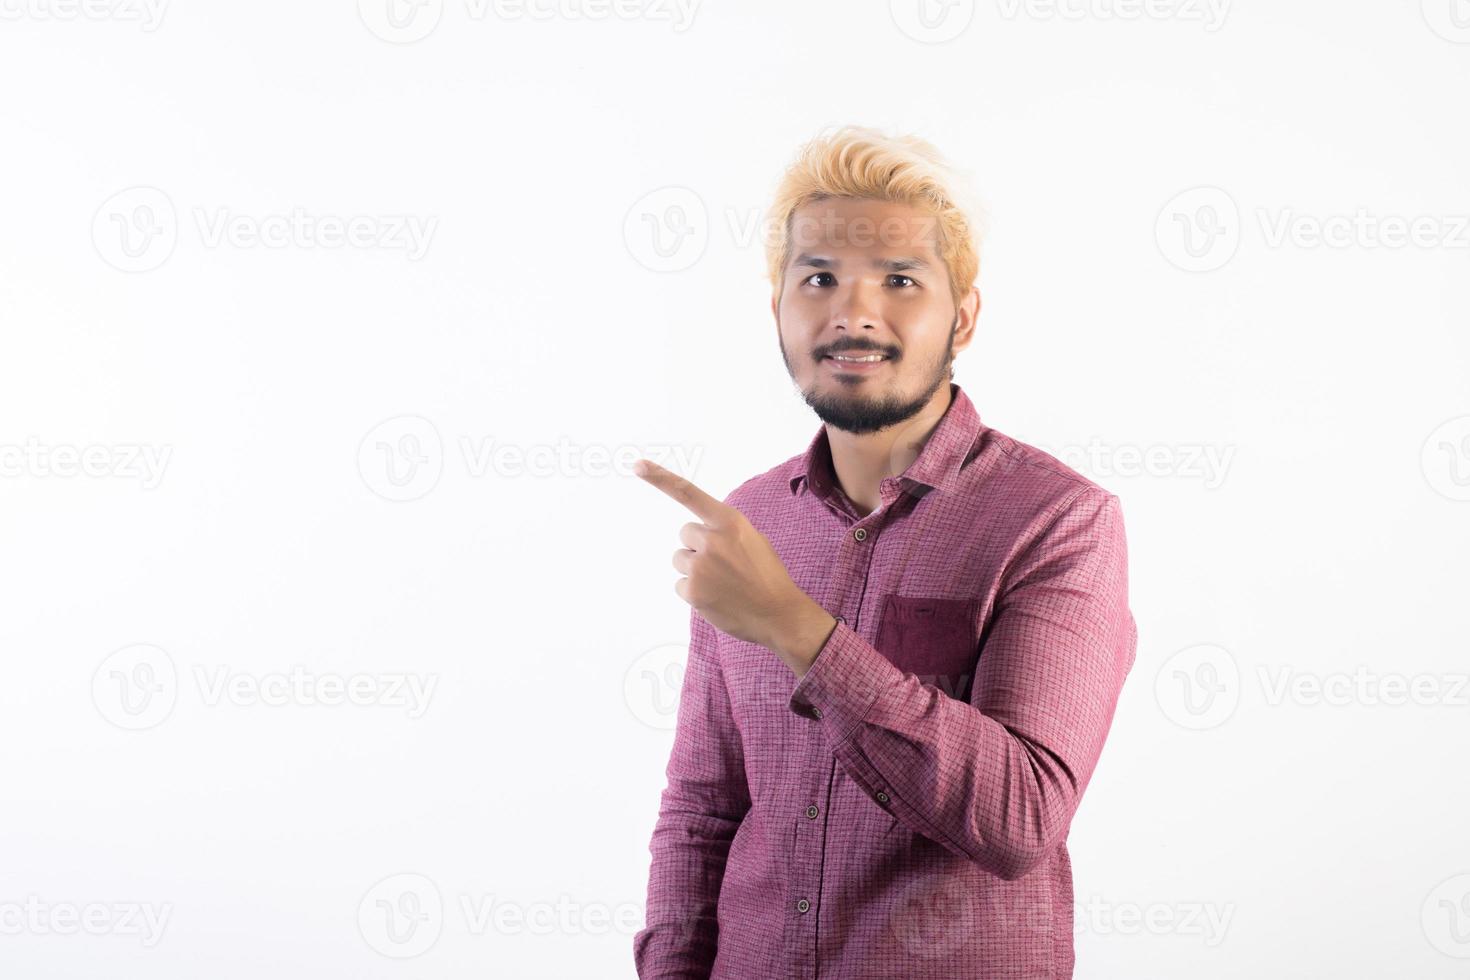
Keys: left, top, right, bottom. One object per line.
{"left": 781, "top": 316, "right": 956, "bottom": 435}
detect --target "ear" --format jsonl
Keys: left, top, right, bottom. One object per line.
{"left": 951, "top": 285, "right": 980, "bottom": 354}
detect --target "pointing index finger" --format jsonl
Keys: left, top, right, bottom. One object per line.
{"left": 634, "top": 458, "right": 728, "bottom": 525}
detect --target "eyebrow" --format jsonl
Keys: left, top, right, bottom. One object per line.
{"left": 791, "top": 253, "right": 932, "bottom": 273}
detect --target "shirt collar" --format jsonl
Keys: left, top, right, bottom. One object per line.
{"left": 788, "top": 382, "right": 984, "bottom": 500}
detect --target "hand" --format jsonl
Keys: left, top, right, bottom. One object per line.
{"left": 634, "top": 458, "right": 835, "bottom": 672}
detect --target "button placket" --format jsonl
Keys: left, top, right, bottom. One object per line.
{"left": 789, "top": 756, "right": 836, "bottom": 976}
{"left": 820, "top": 517, "right": 868, "bottom": 645}
{"left": 786, "top": 491, "right": 886, "bottom": 975}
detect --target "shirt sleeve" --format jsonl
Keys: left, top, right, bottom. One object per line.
{"left": 635, "top": 606, "right": 753, "bottom": 978}
{"left": 787, "top": 487, "right": 1137, "bottom": 881}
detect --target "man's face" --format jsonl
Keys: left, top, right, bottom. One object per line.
{"left": 772, "top": 197, "right": 977, "bottom": 435}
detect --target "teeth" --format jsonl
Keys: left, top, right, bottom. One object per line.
{"left": 830, "top": 354, "right": 886, "bottom": 363}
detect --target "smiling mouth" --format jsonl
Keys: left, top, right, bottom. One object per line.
{"left": 822, "top": 352, "right": 891, "bottom": 372}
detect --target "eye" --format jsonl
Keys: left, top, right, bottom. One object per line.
{"left": 801, "top": 272, "right": 918, "bottom": 288}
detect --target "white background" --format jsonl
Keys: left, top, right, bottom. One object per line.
{"left": 3, "top": 1, "right": 1469, "bottom": 977}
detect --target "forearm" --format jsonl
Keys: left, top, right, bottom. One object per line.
{"left": 787, "top": 517, "right": 1135, "bottom": 880}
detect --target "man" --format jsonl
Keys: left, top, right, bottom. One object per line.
{"left": 633, "top": 125, "right": 1137, "bottom": 979}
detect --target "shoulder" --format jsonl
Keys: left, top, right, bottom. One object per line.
{"left": 965, "top": 424, "right": 1123, "bottom": 534}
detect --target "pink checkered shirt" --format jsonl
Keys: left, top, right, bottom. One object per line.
{"left": 635, "top": 382, "right": 1137, "bottom": 979}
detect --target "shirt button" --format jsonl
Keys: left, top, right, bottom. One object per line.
{"left": 835, "top": 615, "right": 846, "bottom": 625}
{"left": 796, "top": 898, "right": 810, "bottom": 913}
{"left": 806, "top": 805, "right": 819, "bottom": 819}
{"left": 875, "top": 791, "right": 890, "bottom": 804}
{"left": 810, "top": 706, "right": 822, "bottom": 720}
{"left": 853, "top": 527, "right": 867, "bottom": 541}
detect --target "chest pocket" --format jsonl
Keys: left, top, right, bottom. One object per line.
{"left": 874, "top": 594, "right": 979, "bottom": 701}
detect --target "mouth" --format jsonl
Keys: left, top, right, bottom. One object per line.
{"left": 822, "top": 352, "right": 891, "bottom": 373}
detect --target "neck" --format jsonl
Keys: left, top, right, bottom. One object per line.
{"left": 827, "top": 383, "right": 954, "bottom": 515}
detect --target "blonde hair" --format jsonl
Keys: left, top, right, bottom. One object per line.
{"left": 764, "top": 125, "right": 984, "bottom": 311}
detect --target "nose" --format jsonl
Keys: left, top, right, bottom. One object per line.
{"left": 830, "top": 277, "right": 883, "bottom": 333}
